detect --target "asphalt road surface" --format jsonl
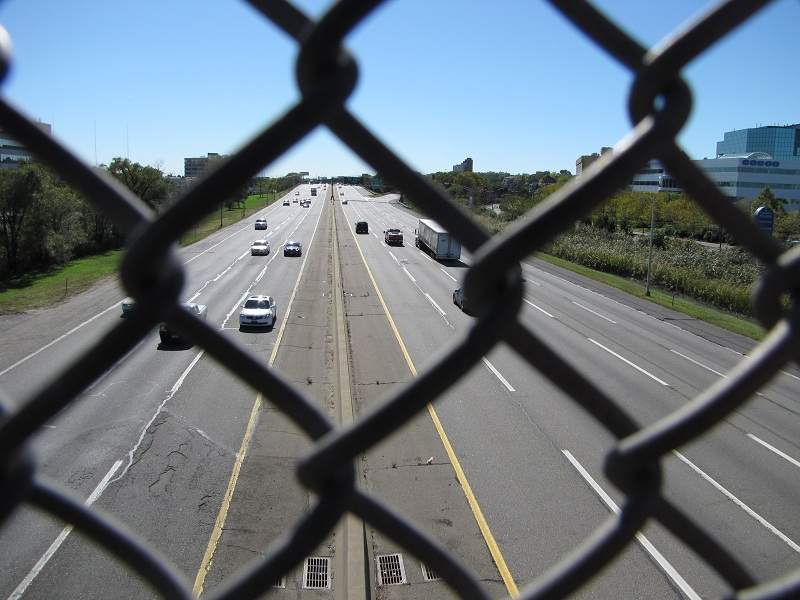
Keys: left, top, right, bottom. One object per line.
{"left": 0, "top": 184, "right": 798, "bottom": 599}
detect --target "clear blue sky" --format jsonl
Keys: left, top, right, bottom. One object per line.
{"left": 0, "top": 0, "right": 797, "bottom": 178}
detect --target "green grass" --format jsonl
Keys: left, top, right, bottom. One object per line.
{"left": 535, "top": 252, "right": 766, "bottom": 341}
{"left": 0, "top": 250, "right": 123, "bottom": 313}
{"left": 179, "top": 192, "right": 283, "bottom": 246}
{"left": 0, "top": 191, "right": 286, "bottom": 314}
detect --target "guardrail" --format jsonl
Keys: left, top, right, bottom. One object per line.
{"left": 0, "top": 0, "right": 798, "bottom": 598}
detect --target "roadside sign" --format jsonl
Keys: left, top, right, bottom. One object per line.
{"left": 753, "top": 206, "right": 774, "bottom": 235}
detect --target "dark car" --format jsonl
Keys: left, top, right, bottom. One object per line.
{"left": 254, "top": 218, "right": 268, "bottom": 230}
{"left": 355, "top": 221, "right": 368, "bottom": 234}
{"left": 452, "top": 287, "right": 473, "bottom": 315}
{"left": 284, "top": 240, "right": 302, "bottom": 256}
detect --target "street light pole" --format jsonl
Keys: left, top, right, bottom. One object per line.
{"left": 645, "top": 196, "right": 656, "bottom": 297}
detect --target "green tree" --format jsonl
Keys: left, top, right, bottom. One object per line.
{"left": 754, "top": 186, "right": 785, "bottom": 216}
{"left": 107, "top": 158, "right": 173, "bottom": 209}
{"left": 0, "top": 163, "right": 46, "bottom": 275}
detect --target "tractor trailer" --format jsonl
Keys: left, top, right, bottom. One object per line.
{"left": 415, "top": 218, "right": 461, "bottom": 260}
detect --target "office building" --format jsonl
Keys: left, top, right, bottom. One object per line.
{"left": 0, "top": 122, "right": 52, "bottom": 168}
{"left": 184, "top": 152, "right": 224, "bottom": 178}
{"left": 576, "top": 147, "right": 612, "bottom": 176}
{"left": 452, "top": 157, "right": 473, "bottom": 173}
{"left": 630, "top": 153, "right": 800, "bottom": 211}
{"left": 716, "top": 124, "right": 800, "bottom": 161}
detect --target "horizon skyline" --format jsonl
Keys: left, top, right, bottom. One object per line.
{"left": 1, "top": 1, "right": 798, "bottom": 178}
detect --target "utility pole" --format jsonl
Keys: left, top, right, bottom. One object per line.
{"left": 645, "top": 196, "right": 656, "bottom": 297}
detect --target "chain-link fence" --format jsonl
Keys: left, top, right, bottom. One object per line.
{"left": 1, "top": 0, "right": 799, "bottom": 598}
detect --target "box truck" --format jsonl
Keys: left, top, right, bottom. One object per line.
{"left": 415, "top": 218, "right": 461, "bottom": 260}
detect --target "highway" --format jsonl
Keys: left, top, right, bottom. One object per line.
{"left": 0, "top": 184, "right": 798, "bottom": 598}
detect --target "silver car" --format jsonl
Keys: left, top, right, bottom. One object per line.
{"left": 159, "top": 302, "right": 208, "bottom": 345}
{"left": 239, "top": 295, "right": 277, "bottom": 328}
{"left": 251, "top": 239, "right": 270, "bottom": 255}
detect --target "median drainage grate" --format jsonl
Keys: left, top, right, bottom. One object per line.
{"left": 376, "top": 553, "right": 406, "bottom": 586}
{"left": 421, "top": 562, "right": 441, "bottom": 582}
{"left": 302, "top": 557, "right": 331, "bottom": 589}
{"left": 273, "top": 576, "right": 286, "bottom": 589}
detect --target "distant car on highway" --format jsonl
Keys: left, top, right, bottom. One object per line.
{"left": 254, "top": 218, "right": 268, "bottom": 230}
{"left": 284, "top": 240, "right": 302, "bottom": 256}
{"left": 239, "top": 295, "right": 277, "bottom": 328}
{"left": 121, "top": 297, "right": 136, "bottom": 316}
{"left": 251, "top": 239, "right": 270, "bottom": 255}
{"left": 159, "top": 303, "right": 208, "bottom": 345}
{"left": 295, "top": 190, "right": 300, "bottom": 195}
{"left": 384, "top": 228, "right": 403, "bottom": 245}
{"left": 452, "top": 287, "right": 472, "bottom": 315}
{"left": 355, "top": 221, "right": 368, "bottom": 234}
{"left": 283, "top": 198, "right": 290, "bottom": 206}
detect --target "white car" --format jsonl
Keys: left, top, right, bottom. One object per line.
{"left": 251, "top": 239, "right": 270, "bottom": 255}
{"left": 283, "top": 199, "right": 290, "bottom": 206}
{"left": 239, "top": 295, "right": 277, "bottom": 328}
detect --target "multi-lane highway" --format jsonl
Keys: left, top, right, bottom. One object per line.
{"left": 0, "top": 184, "right": 798, "bottom": 598}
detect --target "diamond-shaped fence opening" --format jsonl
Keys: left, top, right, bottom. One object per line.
{"left": 0, "top": 0, "right": 798, "bottom": 599}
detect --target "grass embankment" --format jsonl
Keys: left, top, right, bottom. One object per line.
{"left": 0, "top": 250, "right": 123, "bottom": 313}
{"left": 535, "top": 252, "right": 765, "bottom": 341}
{"left": 0, "top": 192, "right": 283, "bottom": 313}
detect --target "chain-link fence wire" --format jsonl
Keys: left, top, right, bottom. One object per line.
{"left": 1, "top": 0, "right": 799, "bottom": 597}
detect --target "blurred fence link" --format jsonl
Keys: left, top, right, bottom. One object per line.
{"left": 0, "top": 0, "right": 798, "bottom": 598}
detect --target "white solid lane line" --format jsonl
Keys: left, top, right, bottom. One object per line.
{"left": 388, "top": 251, "right": 399, "bottom": 264}
{"left": 482, "top": 358, "right": 515, "bottom": 392}
{"left": 424, "top": 293, "right": 447, "bottom": 318}
{"left": 571, "top": 301, "right": 617, "bottom": 324}
{"left": 402, "top": 267, "right": 416, "bottom": 283}
{"left": 523, "top": 298, "right": 555, "bottom": 318}
{"left": 562, "top": 450, "right": 701, "bottom": 600}
{"left": 0, "top": 198, "right": 292, "bottom": 379}
{"left": 669, "top": 349, "right": 726, "bottom": 378}
{"left": 9, "top": 459, "right": 124, "bottom": 600}
{"left": 673, "top": 451, "right": 800, "bottom": 553}
{"left": 440, "top": 268, "right": 457, "bottom": 282}
{"left": 746, "top": 433, "right": 800, "bottom": 470}
{"left": 587, "top": 338, "right": 670, "bottom": 386}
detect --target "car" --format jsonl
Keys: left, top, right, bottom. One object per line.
{"left": 295, "top": 190, "right": 300, "bottom": 195}
{"left": 452, "top": 287, "right": 472, "bottom": 315}
{"left": 121, "top": 297, "right": 136, "bottom": 316}
{"left": 159, "top": 303, "right": 208, "bottom": 345}
{"left": 284, "top": 240, "right": 302, "bottom": 256}
{"left": 283, "top": 199, "right": 290, "bottom": 206}
{"left": 251, "top": 239, "right": 270, "bottom": 255}
{"left": 239, "top": 295, "right": 277, "bottom": 328}
{"left": 342, "top": 198, "right": 348, "bottom": 204}
{"left": 254, "top": 218, "right": 268, "bottom": 230}
{"left": 384, "top": 228, "right": 403, "bottom": 245}
{"left": 293, "top": 198, "right": 299, "bottom": 203}
{"left": 355, "top": 221, "right": 368, "bottom": 234}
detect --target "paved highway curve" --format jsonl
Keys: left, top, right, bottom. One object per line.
{"left": 0, "top": 185, "right": 798, "bottom": 598}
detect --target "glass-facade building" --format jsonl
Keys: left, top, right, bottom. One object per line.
{"left": 716, "top": 124, "right": 800, "bottom": 161}
{"left": 630, "top": 153, "right": 800, "bottom": 212}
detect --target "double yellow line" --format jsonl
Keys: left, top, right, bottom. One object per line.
{"left": 342, "top": 215, "right": 520, "bottom": 597}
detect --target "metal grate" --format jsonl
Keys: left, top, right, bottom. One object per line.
{"left": 274, "top": 576, "right": 286, "bottom": 589}
{"left": 0, "top": 0, "right": 798, "bottom": 599}
{"left": 302, "top": 557, "right": 330, "bottom": 589}
{"left": 377, "top": 553, "right": 406, "bottom": 586}
{"left": 421, "top": 562, "right": 441, "bottom": 582}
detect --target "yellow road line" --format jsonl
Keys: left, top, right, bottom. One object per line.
{"left": 192, "top": 201, "right": 327, "bottom": 597}
{"left": 343, "top": 216, "right": 520, "bottom": 598}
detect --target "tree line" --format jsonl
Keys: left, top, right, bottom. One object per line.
{"left": 0, "top": 159, "right": 301, "bottom": 282}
